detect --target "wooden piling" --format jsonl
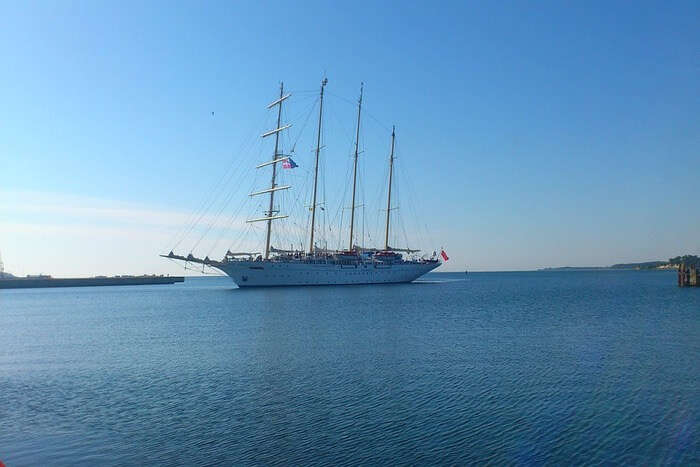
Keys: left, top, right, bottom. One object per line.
{"left": 676, "top": 262, "right": 699, "bottom": 287}
{"left": 679, "top": 263, "right": 686, "bottom": 287}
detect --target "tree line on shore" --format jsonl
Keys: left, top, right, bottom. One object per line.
{"left": 607, "top": 255, "right": 698, "bottom": 270}
{"left": 668, "top": 255, "right": 700, "bottom": 267}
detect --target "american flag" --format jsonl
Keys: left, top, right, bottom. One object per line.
{"left": 282, "top": 158, "right": 298, "bottom": 169}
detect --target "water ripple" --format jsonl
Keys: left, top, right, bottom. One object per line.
{"left": 1, "top": 271, "right": 698, "bottom": 465}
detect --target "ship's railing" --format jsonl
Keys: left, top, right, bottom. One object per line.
{"left": 220, "top": 254, "right": 437, "bottom": 266}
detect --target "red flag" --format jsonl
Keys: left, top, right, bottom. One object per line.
{"left": 440, "top": 250, "right": 449, "bottom": 261}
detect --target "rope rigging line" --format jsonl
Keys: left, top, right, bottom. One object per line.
{"left": 228, "top": 222, "right": 254, "bottom": 256}
{"left": 275, "top": 167, "right": 311, "bottom": 251}
{"left": 230, "top": 90, "right": 317, "bottom": 255}
{"left": 172, "top": 87, "right": 315, "bottom": 255}
{"left": 396, "top": 151, "right": 433, "bottom": 251}
{"left": 167, "top": 109, "right": 270, "bottom": 252}
{"left": 166, "top": 257, "right": 226, "bottom": 276}
{"left": 394, "top": 174, "right": 412, "bottom": 252}
{"left": 288, "top": 96, "right": 319, "bottom": 154}
{"left": 327, "top": 97, "right": 357, "bottom": 148}
{"left": 360, "top": 144, "right": 366, "bottom": 249}
{"left": 370, "top": 157, "right": 390, "bottom": 248}
{"left": 168, "top": 111, "right": 270, "bottom": 253}
{"left": 328, "top": 131, "right": 356, "bottom": 251}
{"left": 326, "top": 91, "right": 393, "bottom": 133}
{"left": 190, "top": 137, "right": 265, "bottom": 253}
{"left": 205, "top": 172, "right": 260, "bottom": 258}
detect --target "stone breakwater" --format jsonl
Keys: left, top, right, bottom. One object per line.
{"left": 0, "top": 275, "right": 184, "bottom": 289}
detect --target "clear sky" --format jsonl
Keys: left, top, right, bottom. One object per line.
{"left": 1, "top": 0, "right": 698, "bottom": 276}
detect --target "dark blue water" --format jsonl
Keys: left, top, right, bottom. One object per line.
{"left": 1, "top": 271, "right": 698, "bottom": 465}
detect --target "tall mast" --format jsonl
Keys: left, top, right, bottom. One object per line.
{"left": 309, "top": 78, "right": 327, "bottom": 255}
{"left": 384, "top": 126, "right": 395, "bottom": 251}
{"left": 348, "top": 83, "right": 363, "bottom": 251}
{"left": 249, "top": 84, "right": 291, "bottom": 254}
{"left": 264, "top": 83, "right": 285, "bottom": 259}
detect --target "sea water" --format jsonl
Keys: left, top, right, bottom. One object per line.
{"left": 1, "top": 271, "right": 698, "bottom": 465}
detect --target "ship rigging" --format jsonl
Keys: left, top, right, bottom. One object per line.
{"left": 162, "top": 79, "right": 445, "bottom": 286}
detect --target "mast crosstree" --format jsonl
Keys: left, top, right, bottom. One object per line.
{"left": 249, "top": 82, "right": 292, "bottom": 259}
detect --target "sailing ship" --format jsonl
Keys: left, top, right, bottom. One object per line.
{"left": 163, "top": 79, "right": 444, "bottom": 286}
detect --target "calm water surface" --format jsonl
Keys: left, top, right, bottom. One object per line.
{"left": 1, "top": 271, "right": 698, "bottom": 465}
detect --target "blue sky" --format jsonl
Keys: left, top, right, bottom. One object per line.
{"left": 1, "top": 1, "right": 698, "bottom": 276}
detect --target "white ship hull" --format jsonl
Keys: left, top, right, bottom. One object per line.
{"left": 215, "top": 260, "right": 441, "bottom": 287}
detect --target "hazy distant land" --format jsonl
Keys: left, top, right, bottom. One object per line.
{"left": 540, "top": 255, "right": 699, "bottom": 271}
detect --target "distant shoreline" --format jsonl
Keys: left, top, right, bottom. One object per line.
{"left": 538, "top": 264, "right": 678, "bottom": 272}
{"left": 538, "top": 257, "right": 700, "bottom": 271}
